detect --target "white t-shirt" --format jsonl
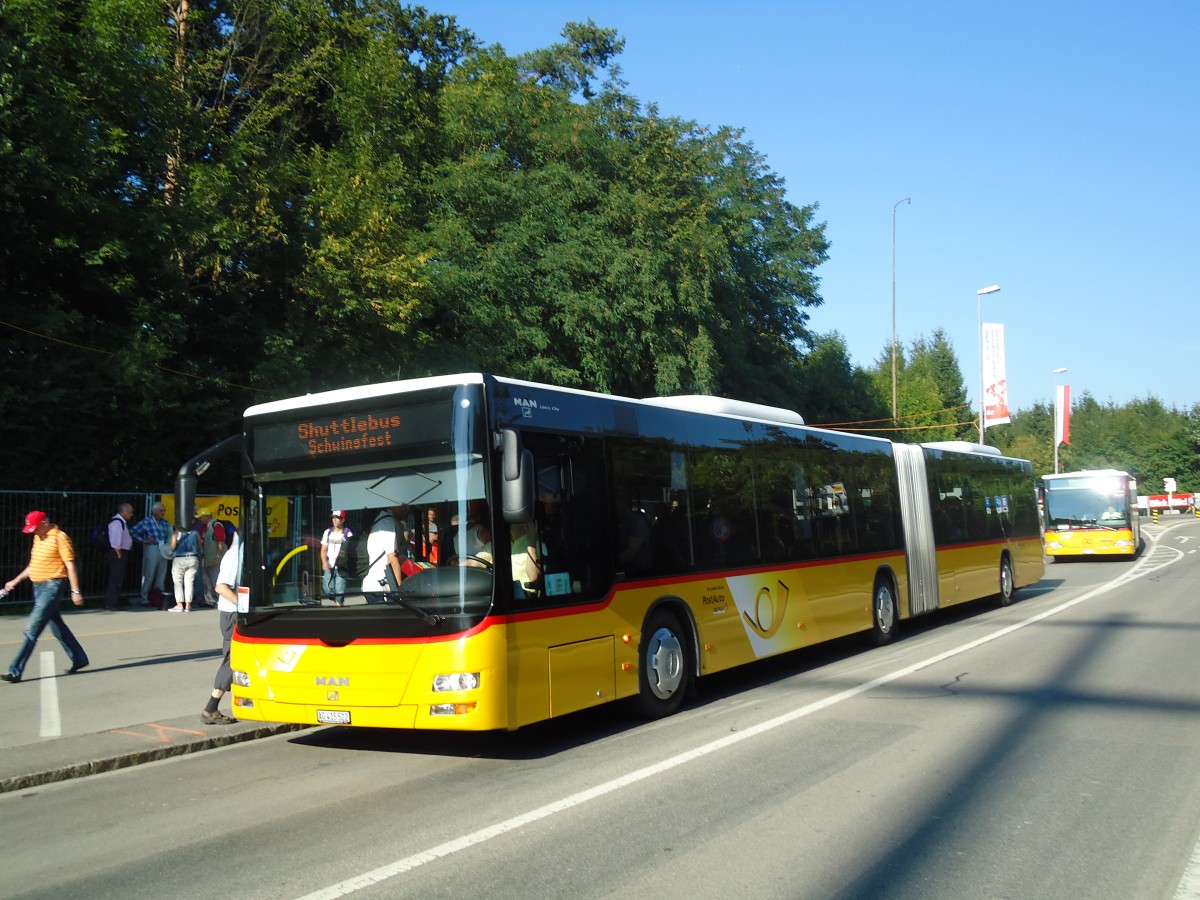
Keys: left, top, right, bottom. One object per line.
{"left": 365, "top": 513, "right": 397, "bottom": 592}
{"left": 321, "top": 526, "right": 352, "bottom": 567}
{"left": 215, "top": 534, "right": 242, "bottom": 613}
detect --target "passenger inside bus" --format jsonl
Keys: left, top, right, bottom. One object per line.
{"left": 615, "top": 494, "right": 653, "bottom": 575}
{"left": 363, "top": 506, "right": 406, "bottom": 602}
{"left": 451, "top": 501, "right": 492, "bottom": 567}
{"left": 510, "top": 522, "right": 544, "bottom": 598}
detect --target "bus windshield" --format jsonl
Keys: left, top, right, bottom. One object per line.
{"left": 240, "top": 381, "right": 494, "bottom": 639}
{"left": 1044, "top": 478, "right": 1129, "bottom": 529}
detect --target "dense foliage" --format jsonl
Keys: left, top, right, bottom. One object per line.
{"left": 1, "top": 2, "right": 1195, "bottom": 495}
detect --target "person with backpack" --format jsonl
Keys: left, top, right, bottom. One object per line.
{"left": 199, "top": 509, "right": 225, "bottom": 607}
{"left": 320, "top": 510, "right": 353, "bottom": 605}
{"left": 363, "top": 506, "right": 406, "bottom": 603}
{"left": 103, "top": 503, "right": 134, "bottom": 611}
{"left": 167, "top": 516, "right": 203, "bottom": 613}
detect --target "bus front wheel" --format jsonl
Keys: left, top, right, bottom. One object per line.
{"left": 871, "top": 577, "right": 898, "bottom": 646}
{"left": 998, "top": 556, "right": 1016, "bottom": 606}
{"left": 635, "top": 610, "right": 689, "bottom": 719}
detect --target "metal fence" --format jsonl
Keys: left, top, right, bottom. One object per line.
{"left": 0, "top": 490, "right": 207, "bottom": 612}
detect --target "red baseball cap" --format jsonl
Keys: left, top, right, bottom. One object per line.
{"left": 22, "top": 510, "right": 47, "bottom": 533}
{"left": 331, "top": 509, "right": 347, "bottom": 519}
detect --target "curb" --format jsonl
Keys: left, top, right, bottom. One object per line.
{"left": 0, "top": 722, "right": 312, "bottom": 794}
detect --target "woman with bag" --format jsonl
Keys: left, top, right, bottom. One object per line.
{"left": 167, "top": 523, "right": 202, "bottom": 612}
{"left": 320, "top": 510, "right": 353, "bottom": 605}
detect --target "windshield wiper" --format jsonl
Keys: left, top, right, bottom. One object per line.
{"left": 381, "top": 592, "right": 443, "bottom": 626}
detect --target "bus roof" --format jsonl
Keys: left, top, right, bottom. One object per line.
{"left": 1042, "top": 469, "right": 1132, "bottom": 481}
{"left": 921, "top": 440, "right": 1003, "bottom": 457}
{"left": 244, "top": 373, "right": 808, "bottom": 428}
{"left": 640, "top": 394, "right": 804, "bottom": 425}
{"left": 244, "top": 373, "right": 487, "bottom": 418}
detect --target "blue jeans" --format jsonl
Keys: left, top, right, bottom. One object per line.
{"left": 8, "top": 579, "right": 89, "bottom": 678}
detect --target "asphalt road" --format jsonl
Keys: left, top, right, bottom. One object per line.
{"left": 2, "top": 517, "right": 1199, "bottom": 899}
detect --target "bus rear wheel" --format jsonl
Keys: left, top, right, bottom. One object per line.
{"left": 871, "top": 577, "right": 898, "bottom": 646}
{"left": 635, "top": 610, "right": 689, "bottom": 719}
{"left": 998, "top": 556, "right": 1016, "bottom": 606}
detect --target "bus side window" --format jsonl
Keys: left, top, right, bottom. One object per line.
{"left": 608, "top": 438, "right": 694, "bottom": 577}
{"left": 520, "top": 436, "right": 611, "bottom": 604}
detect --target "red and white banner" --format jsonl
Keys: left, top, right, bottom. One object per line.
{"left": 1146, "top": 494, "right": 1193, "bottom": 510}
{"left": 1054, "top": 383, "right": 1071, "bottom": 446}
{"left": 981, "top": 322, "right": 1010, "bottom": 429}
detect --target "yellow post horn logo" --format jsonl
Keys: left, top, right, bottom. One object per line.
{"left": 743, "top": 580, "right": 790, "bottom": 638}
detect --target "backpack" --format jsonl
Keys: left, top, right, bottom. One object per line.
{"left": 344, "top": 530, "right": 367, "bottom": 586}
{"left": 91, "top": 515, "right": 126, "bottom": 551}
{"left": 174, "top": 529, "right": 199, "bottom": 556}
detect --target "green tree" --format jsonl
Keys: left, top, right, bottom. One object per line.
{"left": 417, "top": 24, "right": 829, "bottom": 401}
{"left": 992, "top": 400, "right": 1053, "bottom": 473}
{"left": 0, "top": 0, "right": 187, "bottom": 488}
{"left": 793, "top": 333, "right": 888, "bottom": 429}
{"left": 868, "top": 329, "right": 972, "bottom": 443}
{"left": 10, "top": 1, "right": 1195, "bottom": 502}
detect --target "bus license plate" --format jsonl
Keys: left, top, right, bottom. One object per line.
{"left": 317, "top": 710, "right": 351, "bottom": 725}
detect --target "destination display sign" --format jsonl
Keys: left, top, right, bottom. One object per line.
{"left": 252, "top": 403, "right": 446, "bottom": 467}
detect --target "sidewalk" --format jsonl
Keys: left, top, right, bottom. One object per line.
{"left": 0, "top": 601, "right": 309, "bottom": 793}
{"left": 0, "top": 712, "right": 306, "bottom": 793}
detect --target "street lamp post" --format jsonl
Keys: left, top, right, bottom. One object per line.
{"left": 976, "top": 284, "right": 1001, "bottom": 443}
{"left": 891, "top": 197, "right": 910, "bottom": 424}
{"left": 1052, "top": 367, "right": 1067, "bottom": 473}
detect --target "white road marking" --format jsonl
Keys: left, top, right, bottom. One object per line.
{"left": 39, "top": 651, "right": 61, "bottom": 737}
{"left": 300, "top": 528, "right": 1188, "bottom": 899}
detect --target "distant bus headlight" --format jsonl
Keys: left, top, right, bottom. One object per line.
{"left": 433, "top": 672, "right": 480, "bottom": 692}
{"left": 232, "top": 669, "right": 251, "bottom": 687}
{"left": 1045, "top": 540, "right": 1063, "bottom": 551}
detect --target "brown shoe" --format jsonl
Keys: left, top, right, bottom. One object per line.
{"left": 200, "top": 710, "right": 237, "bottom": 725}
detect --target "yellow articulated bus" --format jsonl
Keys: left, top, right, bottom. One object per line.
{"left": 199, "top": 374, "right": 1043, "bottom": 731}
{"left": 1042, "top": 469, "right": 1141, "bottom": 560}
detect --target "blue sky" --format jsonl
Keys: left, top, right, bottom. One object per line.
{"left": 430, "top": 1, "right": 1199, "bottom": 415}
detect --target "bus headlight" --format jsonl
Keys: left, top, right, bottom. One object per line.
{"left": 232, "top": 669, "right": 251, "bottom": 687}
{"left": 1045, "top": 540, "right": 1063, "bottom": 551}
{"left": 433, "top": 672, "right": 480, "bottom": 692}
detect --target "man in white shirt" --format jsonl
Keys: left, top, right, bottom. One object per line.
{"left": 363, "top": 507, "right": 405, "bottom": 603}
{"left": 201, "top": 532, "right": 242, "bottom": 725}
{"left": 104, "top": 503, "right": 134, "bottom": 611}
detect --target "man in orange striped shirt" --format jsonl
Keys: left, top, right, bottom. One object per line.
{"left": 2, "top": 511, "right": 90, "bottom": 683}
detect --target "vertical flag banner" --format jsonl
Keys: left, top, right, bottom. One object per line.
{"left": 1055, "top": 384, "right": 1071, "bottom": 446}
{"left": 981, "top": 322, "right": 1010, "bottom": 428}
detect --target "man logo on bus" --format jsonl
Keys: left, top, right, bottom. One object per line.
{"left": 743, "top": 580, "right": 790, "bottom": 639}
